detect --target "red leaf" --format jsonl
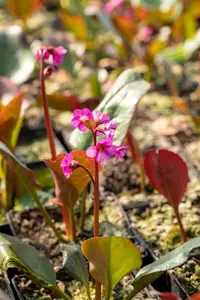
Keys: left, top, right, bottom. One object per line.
{"left": 160, "top": 293, "right": 181, "bottom": 300}
{"left": 190, "top": 292, "right": 200, "bottom": 300}
{"left": 144, "top": 149, "right": 189, "bottom": 209}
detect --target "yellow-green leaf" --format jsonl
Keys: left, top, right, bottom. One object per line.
{"left": 81, "top": 236, "right": 142, "bottom": 299}
{"left": 59, "top": 12, "right": 87, "bottom": 41}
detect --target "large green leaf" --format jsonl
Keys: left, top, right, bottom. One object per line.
{"left": 0, "top": 233, "right": 56, "bottom": 285}
{"left": 0, "top": 26, "right": 35, "bottom": 84}
{"left": 126, "top": 237, "right": 200, "bottom": 299}
{"left": 70, "top": 69, "right": 150, "bottom": 150}
{"left": 82, "top": 236, "right": 142, "bottom": 299}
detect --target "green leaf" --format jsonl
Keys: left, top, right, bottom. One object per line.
{"left": 96, "top": 10, "right": 119, "bottom": 35}
{"left": 19, "top": 190, "right": 52, "bottom": 209}
{"left": 70, "top": 69, "right": 150, "bottom": 150}
{"left": 62, "top": 244, "right": 89, "bottom": 287}
{"left": 126, "top": 237, "right": 200, "bottom": 299}
{"left": 0, "top": 233, "right": 56, "bottom": 285}
{"left": 155, "top": 29, "right": 200, "bottom": 64}
{"left": 82, "top": 236, "right": 142, "bottom": 299}
{"left": 0, "top": 26, "right": 35, "bottom": 84}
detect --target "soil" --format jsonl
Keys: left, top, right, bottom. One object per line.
{"left": 101, "top": 156, "right": 143, "bottom": 194}
{"left": 8, "top": 193, "right": 156, "bottom": 299}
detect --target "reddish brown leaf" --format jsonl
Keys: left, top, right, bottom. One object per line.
{"left": 8, "top": 0, "right": 43, "bottom": 20}
{"left": 0, "top": 91, "right": 23, "bottom": 147}
{"left": 0, "top": 141, "right": 40, "bottom": 194}
{"left": 160, "top": 293, "right": 181, "bottom": 300}
{"left": 112, "top": 15, "right": 135, "bottom": 44}
{"left": 160, "top": 292, "right": 200, "bottom": 300}
{"left": 37, "top": 92, "right": 81, "bottom": 112}
{"left": 144, "top": 149, "right": 189, "bottom": 209}
{"left": 190, "top": 292, "right": 200, "bottom": 300}
{"left": 44, "top": 150, "right": 102, "bottom": 209}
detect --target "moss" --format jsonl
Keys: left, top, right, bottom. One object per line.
{"left": 166, "top": 225, "right": 182, "bottom": 246}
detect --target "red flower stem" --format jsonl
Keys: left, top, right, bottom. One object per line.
{"left": 93, "top": 133, "right": 101, "bottom": 300}
{"left": 40, "top": 53, "right": 57, "bottom": 160}
{"left": 174, "top": 207, "right": 187, "bottom": 243}
{"left": 40, "top": 52, "right": 75, "bottom": 240}
{"left": 192, "top": 257, "right": 200, "bottom": 266}
{"left": 79, "top": 165, "right": 95, "bottom": 187}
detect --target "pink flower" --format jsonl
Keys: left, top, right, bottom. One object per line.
{"left": 71, "top": 109, "right": 95, "bottom": 132}
{"left": 35, "top": 46, "right": 67, "bottom": 65}
{"left": 96, "top": 120, "right": 116, "bottom": 137}
{"left": 114, "top": 146, "right": 128, "bottom": 161}
{"left": 86, "top": 138, "right": 116, "bottom": 163}
{"left": 35, "top": 47, "right": 50, "bottom": 61}
{"left": 92, "top": 110, "right": 110, "bottom": 125}
{"left": 104, "top": 0, "right": 125, "bottom": 14}
{"left": 52, "top": 46, "right": 67, "bottom": 65}
{"left": 61, "top": 153, "right": 80, "bottom": 179}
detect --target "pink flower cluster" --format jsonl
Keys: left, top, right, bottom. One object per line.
{"left": 61, "top": 109, "right": 128, "bottom": 179}
{"left": 36, "top": 46, "right": 67, "bottom": 65}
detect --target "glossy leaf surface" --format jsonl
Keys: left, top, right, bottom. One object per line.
{"left": 62, "top": 244, "right": 89, "bottom": 287}
{"left": 126, "top": 237, "right": 200, "bottom": 299}
{"left": 0, "top": 233, "right": 56, "bottom": 285}
{"left": 70, "top": 69, "right": 150, "bottom": 149}
{"left": 144, "top": 149, "right": 189, "bottom": 209}
{"left": 0, "top": 26, "right": 35, "bottom": 84}
{"left": 82, "top": 236, "right": 142, "bottom": 299}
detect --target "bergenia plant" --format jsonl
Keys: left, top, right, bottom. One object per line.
{"left": 61, "top": 108, "right": 127, "bottom": 300}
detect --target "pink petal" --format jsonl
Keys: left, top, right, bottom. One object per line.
{"left": 78, "top": 123, "right": 87, "bottom": 131}
{"left": 55, "top": 46, "right": 67, "bottom": 55}
{"left": 86, "top": 146, "right": 96, "bottom": 158}
{"left": 71, "top": 117, "right": 80, "bottom": 127}
{"left": 104, "top": 0, "right": 125, "bottom": 14}
{"left": 62, "top": 166, "right": 72, "bottom": 178}
{"left": 61, "top": 153, "right": 73, "bottom": 167}
{"left": 96, "top": 150, "right": 110, "bottom": 163}
{"left": 73, "top": 109, "right": 82, "bottom": 117}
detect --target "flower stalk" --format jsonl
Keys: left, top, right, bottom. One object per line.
{"left": 40, "top": 52, "right": 57, "bottom": 160}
